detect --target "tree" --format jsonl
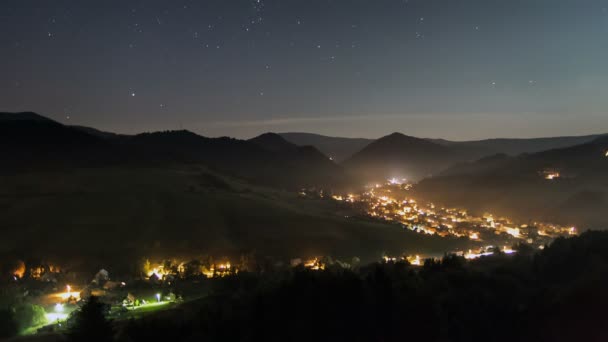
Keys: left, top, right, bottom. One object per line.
{"left": 67, "top": 296, "right": 113, "bottom": 342}
{"left": 14, "top": 304, "right": 47, "bottom": 331}
{"left": 0, "top": 309, "right": 17, "bottom": 339}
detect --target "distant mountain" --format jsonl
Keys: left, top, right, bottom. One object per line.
{"left": 71, "top": 125, "right": 128, "bottom": 140}
{"left": 0, "top": 111, "right": 54, "bottom": 122}
{"left": 342, "top": 132, "right": 462, "bottom": 182}
{"left": 249, "top": 133, "right": 348, "bottom": 187}
{"left": 0, "top": 113, "right": 348, "bottom": 189}
{"left": 283, "top": 132, "right": 607, "bottom": 182}
{"left": 427, "top": 134, "right": 606, "bottom": 157}
{"left": 0, "top": 113, "right": 466, "bottom": 265}
{"left": 415, "top": 136, "right": 608, "bottom": 229}
{"left": 0, "top": 112, "right": 122, "bottom": 168}
{"left": 250, "top": 132, "right": 302, "bottom": 153}
{"left": 279, "top": 132, "right": 373, "bottom": 162}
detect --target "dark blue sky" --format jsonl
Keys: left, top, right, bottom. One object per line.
{"left": 2, "top": 0, "right": 608, "bottom": 139}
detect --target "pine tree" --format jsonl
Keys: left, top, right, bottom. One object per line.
{"left": 67, "top": 296, "right": 113, "bottom": 342}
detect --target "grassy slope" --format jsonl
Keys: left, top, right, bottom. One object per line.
{"left": 0, "top": 166, "right": 467, "bottom": 269}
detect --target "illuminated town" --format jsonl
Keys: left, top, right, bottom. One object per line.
{"left": 328, "top": 178, "right": 577, "bottom": 259}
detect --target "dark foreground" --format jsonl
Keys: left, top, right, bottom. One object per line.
{"left": 4, "top": 231, "right": 608, "bottom": 342}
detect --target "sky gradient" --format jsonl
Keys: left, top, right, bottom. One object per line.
{"left": 2, "top": 0, "right": 608, "bottom": 140}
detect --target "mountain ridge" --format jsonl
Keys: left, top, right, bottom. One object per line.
{"left": 0, "top": 112, "right": 348, "bottom": 190}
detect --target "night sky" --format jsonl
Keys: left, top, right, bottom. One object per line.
{"left": 2, "top": 0, "right": 608, "bottom": 140}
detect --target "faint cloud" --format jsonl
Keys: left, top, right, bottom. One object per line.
{"left": 205, "top": 114, "right": 404, "bottom": 127}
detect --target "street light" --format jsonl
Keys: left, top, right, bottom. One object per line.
{"left": 55, "top": 303, "right": 64, "bottom": 313}
{"left": 156, "top": 293, "right": 161, "bottom": 302}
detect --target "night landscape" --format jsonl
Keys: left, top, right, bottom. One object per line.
{"left": 1, "top": 1, "right": 608, "bottom": 341}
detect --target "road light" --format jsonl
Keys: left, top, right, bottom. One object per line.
{"left": 55, "top": 303, "right": 64, "bottom": 313}
{"left": 156, "top": 293, "right": 161, "bottom": 302}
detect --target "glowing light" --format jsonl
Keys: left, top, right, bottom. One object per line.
{"left": 464, "top": 250, "right": 494, "bottom": 260}
{"left": 45, "top": 312, "right": 68, "bottom": 322}
{"left": 544, "top": 172, "right": 560, "bottom": 180}
{"left": 304, "top": 258, "right": 325, "bottom": 270}
{"left": 156, "top": 293, "right": 161, "bottom": 302}
{"left": 503, "top": 246, "right": 516, "bottom": 254}
{"left": 12, "top": 261, "right": 25, "bottom": 279}
{"left": 55, "top": 303, "right": 64, "bottom": 312}
{"left": 55, "top": 287, "right": 80, "bottom": 301}
{"left": 469, "top": 232, "right": 480, "bottom": 240}
{"left": 388, "top": 178, "right": 406, "bottom": 185}
{"left": 383, "top": 256, "right": 397, "bottom": 263}
{"left": 505, "top": 227, "right": 521, "bottom": 238}
{"left": 409, "top": 255, "right": 422, "bottom": 266}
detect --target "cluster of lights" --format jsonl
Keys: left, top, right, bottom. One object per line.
{"left": 332, "top": 194, "right": 356, "bottom": 202}
{"left": 54, "top": 285, "right": 80, "bottom": 301}
{"left": 329, "top": 179, "right": 577, "bottom": 247}
{"left": 144, "top": 260, "right": 235, "bottom": 280}
{"left": 464, "top": 245, "right": 517, "bottom": 260}
{"left": 303, "top": 258, "right": 325, "bottom": 270}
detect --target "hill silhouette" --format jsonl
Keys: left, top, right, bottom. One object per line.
{"left": 0, "top": 113, "right": 471, "bottom": 268}
{"left": 342, "top": 132, "right": 461, "bottom": 182}
{"left": 428, "top": 134, "right": 606, "bottom": 157}
{"left": 279, "top": 132, "right": 373, "bottom": 162}
{"left": 0, "top": 113, "right": 348, "bottom": 190}
{"left": 281, "top": 131, "right": 607, "bottom": 174}
{"left": 415, "top": 136, "right": 608, "bottom": 229}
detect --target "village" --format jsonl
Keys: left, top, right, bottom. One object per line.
{"left": 305, "top": 178, "right": 578, "bottom": 260}
{"left": 1, "top": 254, "right": 349, "bottom": 336}
{"left": 2, "top": 178, "right": 581, "bottom": 337}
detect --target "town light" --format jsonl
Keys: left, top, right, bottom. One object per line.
{"left": 156, "top": 293, "right": 161, "bottom": 302}
{"left": 55, "top": 303, "right": 64, "bottom": 312}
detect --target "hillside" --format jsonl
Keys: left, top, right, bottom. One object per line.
{"left": 0, "top": 113, "right": 348, "bottom": 190}
{"left": 415, "top": 136, "right": 608, "bottom": 229}
{"left": 429, "top": 134, "right": 606, "bottom": 157}
{"left": 280, "top": 131, "right": 606, "bottom": 166}
{"left": 0, "top": 166, "right": 468, "bottom": 271}
{"left": 0, "top": 113, "right": 472, "bottom": 269}
{"left": 342, "top": 132, "right": 463, "bottom": 182}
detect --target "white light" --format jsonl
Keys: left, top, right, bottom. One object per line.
{"left": 55, "top": 303, "right": 64, "bottom": 313}
{"left": 156, "top": 293, "right": 161, "bottom": 302}
{"left": 46, "top": 312, "right": 68, "bottom": 322}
